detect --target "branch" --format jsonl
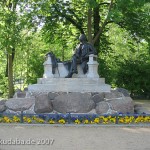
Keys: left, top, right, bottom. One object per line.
{"left": 99, "top": 2, "right": 110, "bottom": 6}
{"left": 54, "top": 5, "right": 85, "bottom": 34}
{"left": 67, "top": 8, "right": 82, "bottom": 23}
{"left": 92, "top": 0, "right": 114, "bottom": 44}
{"left": 106, "top": 21, "right": 114, "bottom": 25}
{"left": 116, "top": 21, "right": 126, "bottom": 28}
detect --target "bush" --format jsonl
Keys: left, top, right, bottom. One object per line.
{"left": 116, "top": 59, "right": 150, "bottom": 99}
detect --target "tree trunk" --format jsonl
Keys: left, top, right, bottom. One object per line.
{"left": 93, "top": 5, "right": 100, "bottom": 52}
{"left": 8, "top": 53, "right": 14, "bottom": 98}
{"left": 87, "top": 9, "right": 92, "bottom": 43}
{"left": 62, "top": 47, "right": 64, "bottom": 61}
{"left": 5, "top": 48, "right": 15, "bottom": 77}
{"left": 5, "top": 54, "right": 8, "bottom": 77}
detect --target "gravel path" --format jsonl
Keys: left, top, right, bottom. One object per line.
{"left": 0, "top": 125, "right": 150, "bottom": 150}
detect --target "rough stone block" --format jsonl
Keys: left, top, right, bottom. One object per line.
{"left": 34, "top": 94, "right": 53, "bottom": 113}
{"left": 5, "top": 98, "right": 35, "bottom": 111}
{"left": 52, "top": 92, "right": 95, "bottom": 113}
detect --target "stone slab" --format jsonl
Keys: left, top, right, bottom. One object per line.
{"left": 28, "top": 78, "right": 111, "bottom": 93}
{"left": 37, "top": 78, "right": 105, "bottom": 84}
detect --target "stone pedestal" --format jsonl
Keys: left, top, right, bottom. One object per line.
{"left": 29, "top": 54, "right": 111, "bottom": 94}
{"left": 53, "top": 63, "right": 87, "bottom": 78}
{"left": 72, "top": 65, "right": 87, "bottom": 78}
{"left": 87, "top": 54, "right": 99, "bottom": 78}
{"left": 29, "top": 78, "right": 111, "bottom": 93}
{"left": 54, "top": 63, "right": 68, "bottom": 78}
{"left": 43, "top": 54, "right": 100, "bottom": 78}
{"left": 43, "top": 55, "right": 54, "bottom": 78}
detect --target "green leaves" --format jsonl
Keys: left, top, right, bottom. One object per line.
{"left": 86, "top": 0, "right": 98, "bottom": 8}
{"left": 113, "top": 0, "right": 150, "bottom": 41}
{"left": 108, "top": 9, "right": 123, "bottom": 22}
{"left": 100, "top": 23, "right": 150, "bottom": 98}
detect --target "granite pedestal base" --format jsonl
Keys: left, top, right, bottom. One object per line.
{"left": 28, "top": 78, "right": 111, "bottom": 93}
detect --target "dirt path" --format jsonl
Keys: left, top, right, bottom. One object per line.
{"left": 0, "top": 125, "right": 150, "bottom": 150}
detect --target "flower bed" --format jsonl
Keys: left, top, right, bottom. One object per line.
{"left": 0, "top": 113, "right": 150, "bottom": 124}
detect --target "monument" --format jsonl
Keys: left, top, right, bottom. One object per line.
{"left": 28, "top": 34, "right": 111, "bottom": 94}
{"left": 1, "top": 34, "right": 135, "bottom": 115}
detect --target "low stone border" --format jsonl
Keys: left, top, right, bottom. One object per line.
{"left": 0, "top": 123, "right": 150, "bottom": 128}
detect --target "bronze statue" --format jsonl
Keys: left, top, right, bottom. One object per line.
{"left": 45, "top": 51, "right": 60, "bottom": 74}
{"left": 65, "top": 34, "right": 97, "bottom": 78}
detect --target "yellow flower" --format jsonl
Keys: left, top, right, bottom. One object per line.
{"left": 23, "top": 116, "right": 27, "bottom": 120}
{"left": 83, "top": 119, "right": 89, "bottom": 124}
{"left": 108, "top": 116, "right": 111, "bottom": 119}
{"left": 119, "top": 118, "right": 125, "bottom": 123}
{"left": 110, "top": 118, "right": 116, "bottom": 123}
{"left": 125, "top": 118, "right": 131, "bottom": 124}
{"left": 3, "top": 116, "right": 9, "bottom": 120}
{"left": 125, "top": 116, "right": 129, "bottom": 119}
{"left": 144, "top": 116, "right": 150, "bottom": 123}
{"left": 94, "top": 118, "right": 100, "bottom": 124}
{"left": 23, "top": 116, "right": 32, "bottom": 123}
{"left": 38, "top": 118, "right": 44, "bottom": 123}
{"left": 102, "top": 121, "right": 108, "bottom": 124}
{"left": 58, "top": 119, "right": 66, "bottom": 124}
{"left": 49, "top": 120, "right": 55, "bottom": 124}
{"left": 13, "top": 116, "right": 20, "bottom": 122}
{"left": 103, "top": 118, "right": 108, "bottom": 122}
{"left": 32, "top": 117, "right": 44, "bottom": 123}
{"left": 32, "top": 116, "right": 37, "bottom": 120}
{"left": 75, "top": 119, "right": 81, "bottom": 124}
{"left": 3, "top": 116, "right": 12, "bottom": 123}
{"left": 90, "top": 121, "right": 95, "bottom": 124}
{"left": 99, "top": 116, "right": 104, "bottom": 119}
{"left": 27, "top": 118, "right": 32, "bottom": 123}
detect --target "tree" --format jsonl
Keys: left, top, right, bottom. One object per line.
{"left": 35, "top": 0, "right": 114, "bottom": 52}
{"left": 0, "top": 0, "right": 37, "bottom": 97}
{"left": 32, "top": 0, "right": 149, "bottom": 52}
{"left": 0, "top": 0, "right": 19, "bottom": 97}
{"left": 100, "top": 23, "right": 150, "bottom": 98}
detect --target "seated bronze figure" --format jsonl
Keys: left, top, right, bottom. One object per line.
{"left": 65, "top": 34, "right": 97, "bottom": 78}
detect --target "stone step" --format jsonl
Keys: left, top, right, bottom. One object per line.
{"left": 28, "top": 83, "right": 111, "bottom": 93}
{"left": 37, "top": 78, "right": 105, "bottom": 84}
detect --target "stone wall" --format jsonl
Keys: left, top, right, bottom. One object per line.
{"left": 0, "top": 88, "right": 137, "bottom": 115}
